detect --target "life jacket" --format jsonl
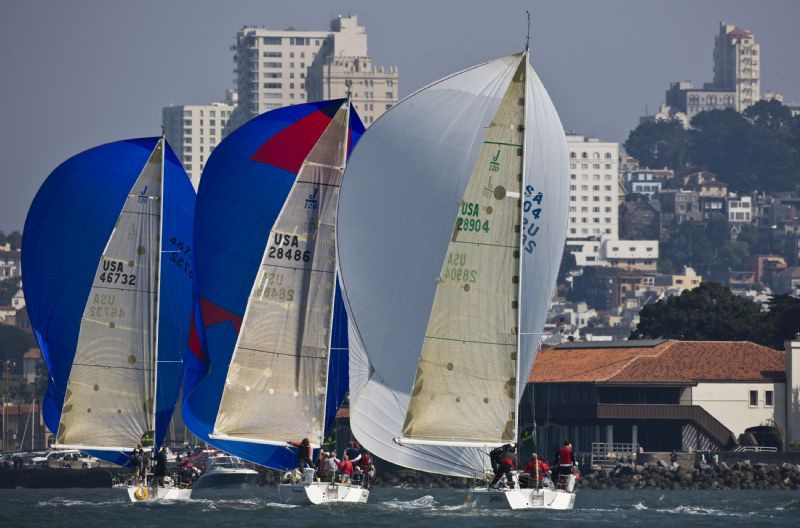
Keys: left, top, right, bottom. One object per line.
{"left": 489, "top": 447, "right": 504, "bottom": 464}
{"left": 558, "top": 445, "right": 573, "bottom": 465}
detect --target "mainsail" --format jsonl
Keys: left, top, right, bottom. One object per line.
{"left": 182, "top": 100, "right": 364, "bottom": 469}
{"left": 23, "top": 137, "right": 195, "bottom": 460}
{"left": 337, "top": 53, "right": 569, "bottom": 476}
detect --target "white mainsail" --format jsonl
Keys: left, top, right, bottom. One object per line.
{"left": 210, "top": 100, "right": 350, "bottom": 447}
{"left": 337, "top": 53, "right": 568, "bottom": 476}
{"left": 56, "top": 139, "right": 164, "bottom": 450}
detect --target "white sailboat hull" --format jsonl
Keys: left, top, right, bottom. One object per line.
{"left": 123, "top": 484, "right": 192, "bottom": 502}
{"left": 466, "top": 487, "right": 575, "bottom": 510}
{"left": 278, "top": 481, "right": 369, "bottom": 505}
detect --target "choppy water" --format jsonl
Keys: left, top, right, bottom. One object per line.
{"left": 1, "top": 487, "right": 798, "bottom": 527}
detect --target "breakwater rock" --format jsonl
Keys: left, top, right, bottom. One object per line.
{"left": 581, "top": 460, "right": 800, "bottom": 490}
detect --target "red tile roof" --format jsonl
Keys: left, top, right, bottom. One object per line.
{"left": 529, "top": 340, "right": 785, "bottom": 384}
{"left": 729, "top": 27, "right": 752, "bottom": 38}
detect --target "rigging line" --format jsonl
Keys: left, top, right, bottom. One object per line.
{"left": 72, "top": 362, "right": 154, "bottom": 372}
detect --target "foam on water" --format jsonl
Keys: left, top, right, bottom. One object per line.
{"left": 381, "top": 495, "right": 437, "bottom": 510}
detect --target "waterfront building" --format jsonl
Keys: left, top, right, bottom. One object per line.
{"left": 524, "top": 338, "right": 800, "bottom": 456}
{"left": 232, "top": 15, "right": 397, "bottom": 127}
{"left": 162, "top": 90, "right": 237, "bottom": 189}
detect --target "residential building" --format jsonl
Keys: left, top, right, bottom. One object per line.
{"left": 232, "top": 15, "right": 398, "bottom": 127}
{"left": 525, "top": 339, "right": 797, "bottom": 456}
{"left": 712, "top": 22, "right": 760, "bottom": 111}
{"left": 162, "top": 90, "right": 237, "bottom": 189}
{"left": 728, "top": 194, "right": 752, "bottom": 224}
{"left": 746, "top": 255, "right": 787, "bottom": 286}
{"left": 567, "top": 134, "right": 619, "bottom": 240}
{"left": 773, "top": 266, "right": 800, "bottom": 296}
{"left": 665, "top": 81, "right": 735, "bottom": 122}
{"left": 22, "top": 347, "right": 41, "bottom": 384}
{"left": 601, "top": 240, "right": 659, "bottom": 271}
{"left": 621, "top": 168, "right": 673, "bottom": 197}
{"left": 619, "top": 198, "right": 661, "bottom": 240}
{"left": 0, "top": 247, "right": 20, "bottom": 278}
{"left": 653, "top": 266, "right": 702, "bottom": 293}
{"left": 10, "top": 288, "right": 24, "bottom": 310}
{"left": 659, "top": 190, "right": 701, "bottom": 224}
{"left": 571, "top": 266, "right": 655, "bottom": 310}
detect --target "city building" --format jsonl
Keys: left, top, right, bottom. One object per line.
{"left": 619, "top": 198, "right": 661, "bottom": 240}
{"left": 567, "top": 134, "right": 619, "bottom": 240}
{"left": 232, "top": 15, "right": 397, "bottom": 127}
{"left": 22, "top": 347, "right": 41, "bottom": 384}
{"left": 712, "top": 22, "right": 760, "bottom": 111}
{"left": 0, "top": 246, "right": 20, "bottom": 279}
{"left": 653, "top": 266, "right": 702, "bottom": 293}
{"left": 162, "top": 90, "right": 237, "bottom": 189}
{"left": 524, "top": 339, "right": 798, "bottom": 456}
{"left": 665, "top": 81, "right": 735, "bottom": 122}
{"left": 659, "top": 190, "right": 701, "bottom": 224}
{"left": 621, "top": 168, "right": 673, "bottom": 198}
{"left": 601, "top": 240, "right": 659, "bottom": 271}
{"left": 571, "top": 266, "right": 655, "bottom": 310}
{"left": 10, "top": 288, "right": 24, "bottom": 310}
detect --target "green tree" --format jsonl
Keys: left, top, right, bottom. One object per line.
{"left": 744, "top": 99, "right": 795, "bottom": 136}
{"left": 624, "top": 119, "right": 690, "bottom": 169}
{"left": 0, "top": 230, "right": 22, "bottom": 250}
{"left": 0, "top": 324, "right": 36, "bottom": 374}
{"left": 631, "top": 282, "right": 768, "bottom": 342}
{"left": 763, "top": 294, "right": 800, "bottom": 349}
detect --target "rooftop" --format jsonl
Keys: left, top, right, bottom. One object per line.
{"left": 529, "top": 340, "right": 785, "bottom": 385}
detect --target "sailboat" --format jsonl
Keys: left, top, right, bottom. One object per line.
{"left": 181, "top": 98, "right": 367, "bottom": 505}
{"left": 22, "top": 136, "right": 196, "bottom": 502}
{"left": 336, "top": 49, "right": 572, "bottom": 509}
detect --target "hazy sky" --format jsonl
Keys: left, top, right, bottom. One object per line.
{"left": 1, "top": 0, "right": 798, "bottom": 231}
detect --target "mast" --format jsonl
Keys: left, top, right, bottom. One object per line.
{"left": 151, "top": 136, "right": 165, "bottom": 448}
{"left": 319, "top": 97, "right": 351, "bottom": 446}
{"left": 514, "top": 50, "right": 529, "bottom": 450}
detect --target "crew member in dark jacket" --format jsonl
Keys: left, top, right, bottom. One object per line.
{"left": 489, "top": 444, "right": 517, "bottom": 488}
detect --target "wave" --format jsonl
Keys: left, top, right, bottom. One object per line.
{"left": 381, "top": 495, "right": 437, "bottom": 510}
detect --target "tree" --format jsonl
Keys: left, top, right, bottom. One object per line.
{"left": 624, "top": 119, "right": 689, "bottom": 170}
{"left": 0, "top": 324, "right": 36, "bottom": 374}
{"left": 631, "top": 282, "right": 767, "bottom": 342}
{"left": 744, "top": 99, "right": 794, "bottom": 136}
{"left": 0, "top": 231, "right": 22, "bottom": 250}
{"left": 763, "top": 294, "right": 800, "bottom": 349}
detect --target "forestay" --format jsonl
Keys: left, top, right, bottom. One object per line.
{"left": 212, "top": 103, "right": 350, "bottom": 446}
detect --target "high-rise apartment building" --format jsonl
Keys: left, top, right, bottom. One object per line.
{"left": 162, "top": 90, "right": 237, "bottom": 189}
{"left": 712, "top": 22, "right": 760, "bottom": 112}
{"left": 567, "top": 134, "right": 619, "bottom": 240}
{"left": 232, "top": 15, "right": 397, "bottom": 127}
{"left": 566, "top": 135, "right": 659, "bottom": 269}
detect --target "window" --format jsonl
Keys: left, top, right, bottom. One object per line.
{"left": 263, "top": 61, "right": 281, "bottom": 68}
{"left": 263, "top": 37, "right": 282, "bottom": 45}
{"left": 263, "top": 51, "right": 282, "bottom": 58}
{"left": 263, "top": 82, "right": 282, "bottom": 89}
{"left": 765, "top": 390, "right": 774, "bottom": 407}
{"left": 749, "top": 390, "right": 758, "bottom": 406}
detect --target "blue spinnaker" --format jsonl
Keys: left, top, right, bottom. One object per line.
{"left": 23, "top": 138, "right": 194, "bottom": 464}
{"left": 183, "top": 100, "right": 363, "bottom": 470}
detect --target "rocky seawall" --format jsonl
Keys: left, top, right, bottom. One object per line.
{"left": 581, "top": 460, "right": 800, "bottom": 490}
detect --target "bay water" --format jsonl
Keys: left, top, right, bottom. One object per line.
{"left": 1, "top": 487, "right": 797, "bottom": 527}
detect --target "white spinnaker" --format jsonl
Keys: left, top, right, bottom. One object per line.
{"left": 57, "top": 140, "right": 163, "bottom": 450}
{"left": 337, "top": 53, "right": 568, "bottom": 477}
{"left": 401, "top": 57, "right": 526, "bottom": 446}
{"left": 212, "top": 101, "right": 349, "bottom": 446}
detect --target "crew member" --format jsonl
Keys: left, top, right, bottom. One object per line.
{"left": 290, "top": 438, "right": 313, "bottom": 470}
{"left": 336, "top": 454, "right": 354, "bottom": 481}
{"left": 557, "top": 440, "right": 575, "bottom": 479}
{"left": 489, "top": 444, "right": 517, "bottom": 489}
{"left": 153, "top": 447, "right": 168, "bottom": 487}
{"left": 524, "top": 453, "right": 549, "bottom": 487}
{"left": 345, "top": 440, "right": 362, "bottom": 464}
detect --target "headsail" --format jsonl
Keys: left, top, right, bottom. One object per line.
{"left": 336, "top": 53, "right": 568, "bottom": 476}
{"left": 23, "top": 138, "right": 194, "bottom": 461}
{"left": 182, "top": 100, "right": 364, "bottom": 469}
{"left": 211, "top": 102, "right": 350, "bottom": 447}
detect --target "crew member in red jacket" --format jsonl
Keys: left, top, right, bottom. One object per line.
{"left": 555, "top": 440, "right": 575, "bottom": 479}
{"left": 336, "top": 454, "right": 354, "bottom": 480}
{"left": 524, "top": 453, "right": 549, "bottom": 484}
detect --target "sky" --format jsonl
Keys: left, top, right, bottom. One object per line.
{"left": 1, "top": 0, "right": 799, "bottom": 231}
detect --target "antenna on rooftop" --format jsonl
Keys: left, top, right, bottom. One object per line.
{"left": 345, "top": 79, "right": 352, "bottom": 100}
{"left": 525, "top": 11, "right": 531, "bottom": 52}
